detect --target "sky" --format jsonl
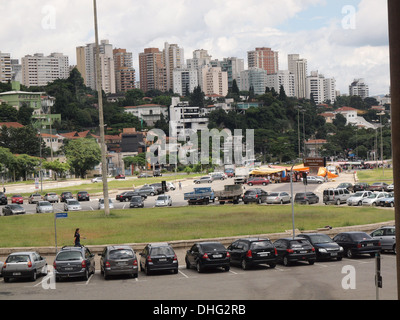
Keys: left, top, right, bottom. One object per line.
{"left": 0, "top": 0, "right": 390, "bottom": 96}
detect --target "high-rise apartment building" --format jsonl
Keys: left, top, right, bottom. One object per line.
{"left": 173, "top": 68, "right": 198, "bottom": 96}
{"left": 349, "top": 78, "right": 369, "bottom": 99}
{"left": 288, "top": 54, "right": 308, "bottom": 99}
{"left": 113, "top": 48, "right": 135, "bottom": 93}
{"left": 211, "top": 57, "right": 244, "bottom": 89}
{"left": 138, "top": 47, "right": 166, "bottom": 93}
{"left": 239, "top": 67, "right": 268, "bottom": 95}
{"left": 247, "top": 47, "right": 279, "bottom": 74}
{"left": 76, "top": 40, "right": 116, "bottom": 94}
{"left": 21, "top": 52, "right": 69, "bottom": 87}
{"left": 0, "top": 52, "right": 12, "bottom": 83}
{"left": 266, "top": 70, "right": 295, "bottom": 97}
{"left": 306, "top": 71, "right": 336, "bottom": 104}
{"left": 200, "top": 66, "right": 228, "bottom": 97}
{"left": 163, "top": 42, "right": 184, "bottom": 91}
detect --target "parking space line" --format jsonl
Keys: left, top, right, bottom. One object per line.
{"left": 178, "top": 270, "right": 189, "bottom": 278}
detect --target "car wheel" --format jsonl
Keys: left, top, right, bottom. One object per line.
{"left": 150, "top": 192, "right": 155, "bottom": 196}
{"left": 185, "top": 258, "right": 191, "bottom": 269}
{"left": 308, "top": 260, "right": 315, "bottom": 265}
{"left": 269, "top": 263, "right": 276, "bottom": 268}
{"left": 358, "top": 201, "right": 362, "bottom": 206}
{"left": 241, "top": 259, "right": 249, "bottom": 270}
{"left": 196, "top": 261, "right": 203, "bottom": 273}
{"left": 283, "top": 256, "right": 290, "bottom": 266}
{"left": 336, "top": 199, "right": 341, "bottom": 205}
{"left": 83, "top": 269, "right": 89, "bottom": 281}
{"left": 248, "top": 183, "right": 253, "bottom": 186}
{"left": 30, "top": 269, "right": 37, "bottom": 282}
{"left": 346, "top": 248, "right": 354, "bottom": 258}
{"left": 223, "top": 266, "right": 230, "bottom": 272}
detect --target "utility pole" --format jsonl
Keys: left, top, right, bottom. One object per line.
{"left": 93, "top": 0, "right": 110, "bottom": 216}
{"left": 387, "top": 0, "right": 400, "bottom": 300}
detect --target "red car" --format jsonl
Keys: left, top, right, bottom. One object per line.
{"left": 11, "top": 194, "right": 24, "bottom": 204}
{"left": 115, "top": 174, "right": 126, "bottom": 179}
{"left": 247, "top": 177, "right": 269, "bottom": 186}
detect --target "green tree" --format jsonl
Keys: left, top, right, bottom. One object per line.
{"left": 42, "top": 159, "right": 70, "bottom": 179}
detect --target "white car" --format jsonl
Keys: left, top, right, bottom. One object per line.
{"left": 347, "top": 191, "right": 373, "bottom": 206}
{"left": 362, "top": 192, "right": 390, "bottom": 206}
{"left": 98, "top": 198, "right": 114, "bottom": 210}
{"left": 36, "top": 201, "right": 54, "bottom": 213}
{"left": 64, "top": 199, "right": 82, "bottom": 211}
{"left": 167, "top": 182, "right": 176, "bottom": 191}
{"left": 91, "top": 177, "right": 103, "bottom": 183}
{"left": 155, "top": 195, "right": 172, "bottom": 207}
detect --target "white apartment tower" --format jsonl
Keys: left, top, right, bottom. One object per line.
{"left": 239, "top": 67, "right": 268, "bottom": 95}
{"left": 21, "top": 53, "right": 69, "bottom": 87}
{"left": 0, "top": 52, "right": 12, "bottom": 83}
{"left": 173, "top": 68, "right": 198, "bottom": 96}
{"left": 288, "top": 54, "right": 308, "bottom": 99}
{"left": 349, "top": 78, "right": 369, "bottom": 99}
{"left": 306, "top": 71, "right": 336, "bottom": 104}
{"left": 163, "top": 42, "right": 184, "bottom": 91}
{"left": 200, "top": 66, "right": 228, "bottom": 97}
{"left": 266, "top": 70, "right": 295, "bottom": 97}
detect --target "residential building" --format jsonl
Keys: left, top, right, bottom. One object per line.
{"left": 21, "top": 52, "right": 69, "bottom": 87}
{"left": 124, "top": 104, "right": 168, "bottom": 126}
{"left": 247, "top": 47, "right": 279, "bottom": 74}
{"left": 239, "top": 67, "right": 268, "bottom": 95}
{"left": 163, "top": 42, "right": 184, "bottom": 91}
{"left": 288, "top": 54, "right": 308, "bottom": 99}
{"left": 200, "top": 66, "right": 228, "bottom": 97}
{"left": 211, "top": 57, "right": 244, "bottom": 89}
{"left": 306, "top": 71, "right": 325, "bottom": 104}
{"left": 324, "top": 77, "right": 337, "bottom": 103}
{"left": 0, "top": 52, "right": 12, "bottom": 83}
{"left": 335, "top": 106, "right": 376, "bottom": 129}
{"left": 76, "top": 40, "right": 116, "bottom": 94}
{"left": 173, "top": 68, "right": 198, "bottom": 96}
{"left": 113, "top": 48, "right": 135, "bottom": 93}
{"left": 349, "top": 78, "right": 369, "bottom": 99}
{"left": 138, "top": 47, "right": 166, "bottom": 92}
{"left": 120, "top": 128, "right": 146, "bottom": 153}
{"left": 266, "top": 70, "right": 295, "bottom": 97}
{"left": 187, "top": 49, "right": 212, "bottom": 87}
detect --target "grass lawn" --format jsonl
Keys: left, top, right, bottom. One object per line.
{"left": 0, "top": 205, "right": 394, "bottom": 248}
{"left": 356, "top": 168, "right": 393, "bottom": 183}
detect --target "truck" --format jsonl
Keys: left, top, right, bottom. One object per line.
{"left": 234, "top": 167, "right": 250, "bottom": 184}
{"left": 183, "top": 187, "right": 215, "bottom": 205}
{"left": 214, "top": 184, "right": 243, "bottom": 204}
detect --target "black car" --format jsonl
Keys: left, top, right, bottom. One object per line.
{"left": 185, "top": 241, "right": 230, "bottom": 273}
{"left": 53, "top": 246, "right": 95, "bottom": 281}
{"left": 227, "top": 238, "right": 277, "bottom": 270}
{"left": 137, "top": 186, "right": 158, "bottom": 196}
{"left": 294, "top": 192, "right": 319, "bottom": 204}
{"left": 139, "top": 242, "right": 178, "bottom": 275}
{"left": 130, "top": 196, "right": 144, "bottom": 208}
{"left": 353, "top": 182, "right": 370, "bottom": 192}
{"left": 77, "top": 191, "right": 90, "bottom": 201}
{"left": 333, "top": 231, "right": 381, "bottom": 259}
{"left": 337, "top": 182, "right": 354, "bottom": 192}
{"left": 153, "top": 170, "right": 162, "bottom": 177}
{"left": 274, "top": 237, "right": 316, "bottom": 266}
{"left": 116, "top": 191, "right": 146, "bottom": 202}
{"left": 242, "top": 188, "right": 268, "bottom": 204}
{"left": 99, "top": 245, "right": 138, "bottom": 279}
{"left": 0, "top": 192, "right": 7, "bottom": 205}
{"left": 297, "top": 233, "right": 343, "bottom": 261}
{"left": 60, "top": 192, "right": 74, "bottom": 202}
{"left": 2, "top": 204, "right": 26, "bottom": 216}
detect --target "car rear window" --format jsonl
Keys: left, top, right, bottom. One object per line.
{"left": 150, "top": 246, "right": 175, "bottom": 256}
{"left": 289, "top": 239, "right": 310, "bottom": 248}
{"left": 109, "top": 249, "right": 134, "bottom": 259}
{"left": 6, "top": 255, "right": 30, "bottom": 263}
{"left": 250, "top": 241, "right": 273, "bottom": 250}
{"left": 269, "top": 193, "right": 279, "bottom": 196}
{"left": 56, "top": 251, "right": 83, "bottom": 261}
{"left": 200, "top": 243, "right": 226, "bottom": 252}
{"left": 349, "top": 233, "right": 372, "bottom": 241}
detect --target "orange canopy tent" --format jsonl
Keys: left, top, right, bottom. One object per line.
{"left": 317, "top": 167, "right": 338, "bottom": 178}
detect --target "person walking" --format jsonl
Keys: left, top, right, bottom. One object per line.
{"left": 74, "top": 228, "right": 81, "bottom": 247}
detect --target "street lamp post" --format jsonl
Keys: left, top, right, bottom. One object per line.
{"left": 377, "top": 112, "right": 385, "bottom": 177}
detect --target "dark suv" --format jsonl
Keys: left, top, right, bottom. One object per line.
{"left": 227, "top": 238, "right": 277, "bottom": 270}
{"left": 116, "top": 191, "right": 146, "bottom": 202}
{"left": 0, "top": 192, "right": 7, "bottom": 205}
{"left": 130, "top": 196, "right": 144, "bottom": 208}
{"left": 185, "top": 241, "right": 230, "bottom": 273}
{"left": 99, "top": 245, "right": 138, "bottom": 279}
{"left": 53, "top": 246, "right": 95, "bottom": 281}
{"left": 139, "top": 242, "right": 178, "bottom": 275}
{"left": 242, "top": 188, "right": 268, "bottom": 204}
{"left": 294, "top": 192, "right": 319, "bottom": 204}
{"left": 60, "top": 192, "right": 73, "bottom": 202}
{"left": 77, "top": 191, "right": 90, "bottom": 201}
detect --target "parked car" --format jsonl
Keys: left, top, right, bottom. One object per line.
{"left": 294, "top": 192, "right": 319, "bottom": 205}
{"left": 64, "top": 199, "right": 82, "bottom": 211}
{"left": 77, "top": 191, "right": 90, "bottom": 201}
{"left": 91, "top": 177, "right": 103, "bottom": 183}
{"left": 99, "top": 245, "right": 138, "bottom": 279}
{"left": 273, "top": 237, "right": 316, "bottom": 266}
{"left": 11, "top": 194, "right": 23, "bottom": 204}
{"left": 140, "top": 242, "right": 178, "bottom": 275}
{"left": 353, "top": 182, "right": 370, "bottom": 192}
{"left": 60, "top": 191, "right": 73, "bottom": 202}
{"left": 0, "top": 192, "right": 7, "bottom": 205}
{"left": 247, "top": 177, "right": 269, "bottom": 186}
{"left": 167, "top": 182, "right": 176, "bottom": 191}
{"left": 333, "top": 231, "right": 381, "bottom": 258}
{"left": 306, "top": 176, "right": 324, "bottom": 184}
{"left": 185, "top": 241, "right": 230, "bottom": 273}
{"left": 336, "top": 182, "right": 354, "bottom": 192}
{"left": 266, "top": 192, "right": 291, "bottom": 204}
{"left": 2, "top": 251, "right": 47, "bottom": 282}
{"left": 53, "top": 246, "right": 95, "bottom": 281}
{"left": 28, "top": 193, "right": 42, "bottom": 204}
{"left": 323, "top": 188, "right": 351, "bottom": 205}
{"left": 98, "top": 198, "right": 114, "bottom": 210}
{"left": 361, "top": 192, "right": 390, "bottom": 206}
{"left": 297, "top": 233, "right": 343, "bottom": 261}
{"left": 227, "top": 238, "right": 277, "bottom": 270}
{"left": 2, "top": 204, "right": 26, "bottom": 216}
{"left": 129, "top": 196, "right": 144, "bottom": 208}
{"left": 369, "top": 182, "right": 389, "bottom": 192}
{"left": 155, "top": 195, "right": 172, "bottom": 207}
{"left": 137, "top": 185, "right": 158, "bottom": 196}
{"left": 370, "top": 226, "right": 396, "bottom": 254}
{"left": 243, "top": 188, "right": 268, "bottom": 204}
{"left": 378, "top": 193, "right": 395, "bottom": 207}
{"left": 211, "top": 173, "right": 225, "bottom": 181}
{"left": 153, "top": 170, "right": 162, "bottom": 177}
{"left": 346, "top": 191, "right": 373, "bottom": 206}
{"left": 115, "top": 174, "right": 126, "bottom": 179}
{"left": 138, "top": 173, "right": 152, "bottom": 178}
{"left": 43, "top": 192, "right": 59, "bottom": 203}
{"left": 149, "top": 183, "right": 164, "bottom": 194}
{"left": 36, "top": 201, "right": 54, "bottom": 213}
{"left": 387, "top": 184, "right": 394, "bottom": 191}
{"left": 194, "top": 176, "right": 213, "bottom": 184}
{"left": 116, "top": 191, "right": 145, "bottom": 202}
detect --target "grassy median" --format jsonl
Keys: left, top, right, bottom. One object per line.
{"left": 0, "top": 205, "right": 394, "bottom": 248}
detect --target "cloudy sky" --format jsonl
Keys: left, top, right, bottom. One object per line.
{"left": 0, "top": 0, "right": 390, "bottom": 96}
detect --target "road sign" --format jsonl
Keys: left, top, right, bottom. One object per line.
{"left": 55, "top": 212, "right": 68, "bottom": 252}
{"left": 55, "top": 212, "right": 68, "bottom": 219}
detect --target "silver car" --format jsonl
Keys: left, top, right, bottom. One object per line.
{"left": 370, "top": 226, "right": 396, "bottom": 254}
{"left": 266, "top": 192, "right": 291, "bottom": 204}
{"left": 64, "top": 199, "right": 82, "bottom": 211}
{"left": 44, "top": 192, "right": 59, "bottom": 203}
{"left": 2, "top": 251, "right": 47, "bottom": 282}
{"left": 194, "top": 176, "right": 213, "bottom": 184}
{"left": 36, "top": 201, "right": 54, "bottom": 213}
{"left": 98, "top": 198, "right": 114, "bottom": 210}
{"left": 155, "top": 195, "right": 172, "bottom": 207}
{"left": 346, "top": 191, "right": 372, "bottom": 206}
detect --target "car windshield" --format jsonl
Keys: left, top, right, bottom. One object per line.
{"left": 131, "top": 197, "right": 141, "bottom": 202}
{"left": 250, "top": 241, "right": 272, "bottom": 250}
{"left": 10, "top": 204, "right": 22, "bottom": 209}
{"left": 56, "top": 251, "right": 82, "bottom": 261}
{"left": 39, "top": 201, "right": 51, "bottom": 206}
{"left": 367, "top": 194, "right": 377, "bottom": 199}
{"left": 307, "top": 234, "right": 333, "bottom": 244}
{"left": 6, "top": 255, "right": 30, "bottom": 263}
{"left": 99, "top": 199, "right": 113, "bottom": 204}
{"left": 350, "top": 233, "right": 372, "bottom": 241}
{"left": 352, "top": 192, "right": 364, "bottom": 197}
{"left": 68, "top": 200, "right": 80, "bottom": 205}
{"left": 109, "top": 249, "right": 134, "bottom": 259}
{"left": 150, "top": 246, "right": 174, "bottom": 256}
{"left": 157, "top": 196, "right": 168, "bottom": 200}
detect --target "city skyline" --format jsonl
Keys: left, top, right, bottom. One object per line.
{"left": 0, "top": 0, "right": 389, "bottom": 96}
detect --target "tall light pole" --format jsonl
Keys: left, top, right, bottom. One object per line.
{"left": 377, "top": 111, "right": 385, "bottom": 177}
{"left": 93, "top": 0, "right": 110, "bottom": 216}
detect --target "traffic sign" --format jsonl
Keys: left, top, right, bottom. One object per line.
{"left": 55, "top": 212, "right": 68, "bottom": 219}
